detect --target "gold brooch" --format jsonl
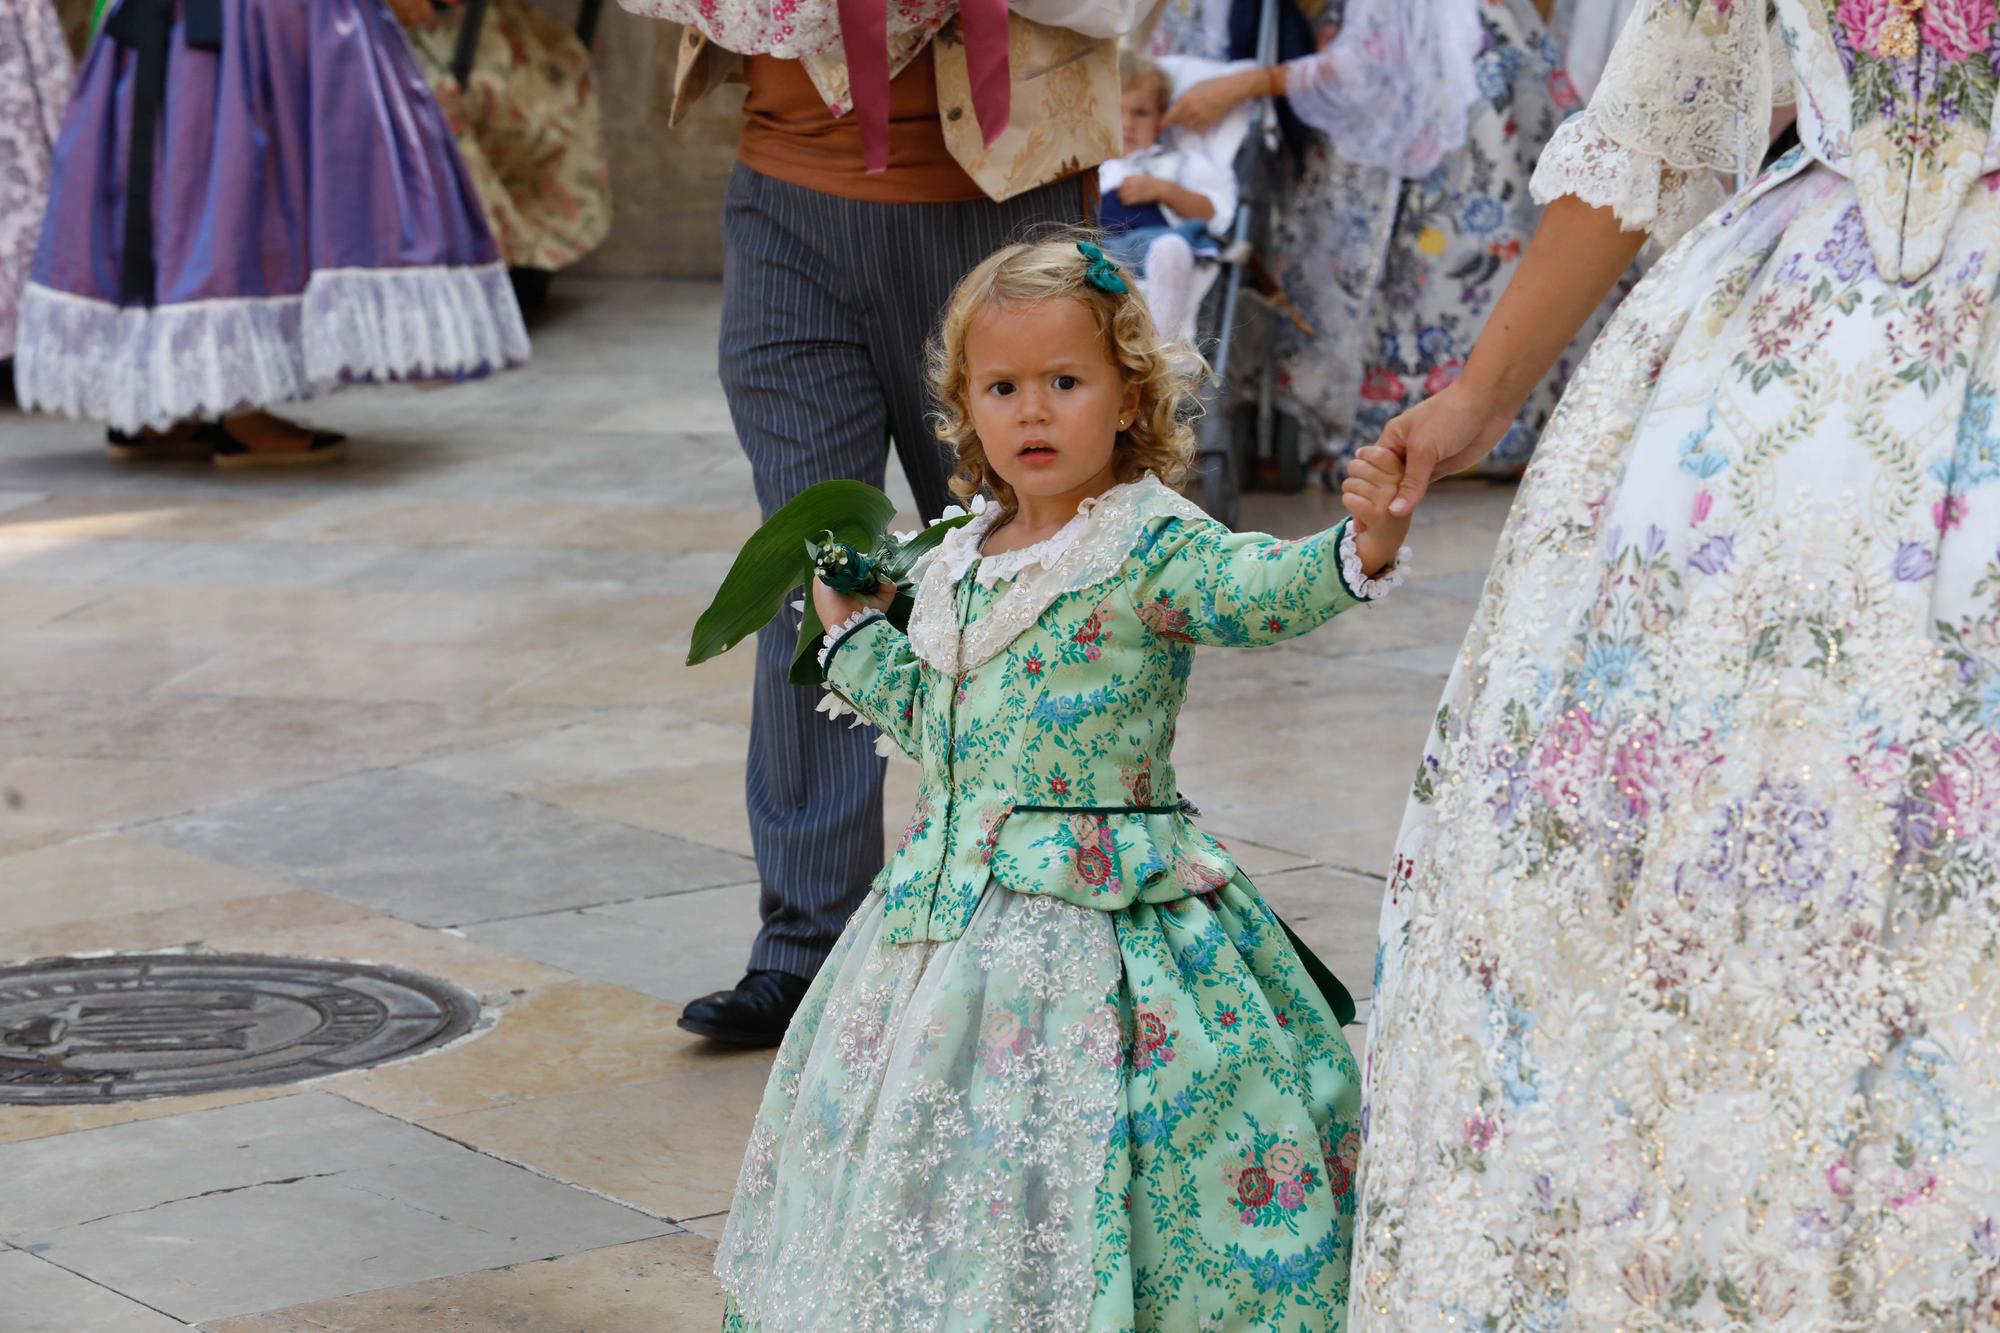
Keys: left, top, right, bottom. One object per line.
{"left": 1877, "top": 0, "right": 1922, "bottom": 60}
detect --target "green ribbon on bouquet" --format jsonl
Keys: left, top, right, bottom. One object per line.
{"left": 686, "top": 481, "right": 978, "bottom": 686}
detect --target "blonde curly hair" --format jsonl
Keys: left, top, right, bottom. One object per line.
{"left": 928, "top": 232, "right": 1202, "bottom": 512}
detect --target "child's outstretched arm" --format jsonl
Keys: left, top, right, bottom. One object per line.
{"left": 1132, "top": 497, "right": 1411, "bottom": 649}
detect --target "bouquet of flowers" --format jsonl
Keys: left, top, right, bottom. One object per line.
{"left": 686, "top": 481, "right": 980, "bottom": 686}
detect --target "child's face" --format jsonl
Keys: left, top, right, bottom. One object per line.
{"left": 1121, "top": 87, "right": 1165, "bottom": 153}
{"left": 963, "top": 297, "right": 1142, "bottom": 506}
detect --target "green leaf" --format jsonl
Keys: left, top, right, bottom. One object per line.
{"left": 790, "top": 513, "right": 976, "bottom": 686}
{"left": 790, "top": 597, "right": 828, "bottom": 686}
{"left": 876, "top": 510, "right": 978, "bottom": 583}
{"left": 685, "top": 481, "right": 897, "bottom": 667}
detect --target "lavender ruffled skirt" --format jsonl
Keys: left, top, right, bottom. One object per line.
{"left": 16, "top": 0, "right": 528, "bottom": 431}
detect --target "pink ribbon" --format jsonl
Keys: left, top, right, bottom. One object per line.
{"left": 834, "top": 0, "right": 1013, "bottom": 173}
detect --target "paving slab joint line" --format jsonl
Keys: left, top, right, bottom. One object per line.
{"left": 58, "top": 1169, "right": 351, "bottom": 1232}
{"left": 125, "top": 764, "right": 399, "bottom": 841}
{"left": 330, "top": 1092, "right": 694, "bottom": 1231}
{"left": 9, "top": 1235, "right": 201, "bottom": 1328}
{"left": 331, "top": 1174, "right": 483, "bottom": 1233}
{"left": 474, "top": 792, "right": 757, "bottom": 871}
{"left": 1321, "top": 858, "right": 1389, "bottom": 885}
{"left": 39, "top": 590, "right": 118, "bottom": 629}
{"left": 447, "top": 878, "right": 764, "bottom": 930}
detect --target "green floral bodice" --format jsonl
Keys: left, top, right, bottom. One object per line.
{"left": 821, "top": 477, "right": 1397, "bottom": 945}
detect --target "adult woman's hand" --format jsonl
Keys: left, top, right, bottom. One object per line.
{"left": 1164, "top": 67, "right": 1271, "bottom": 133}
{"left": 1374, "top": 195, "right": 1651, "bottom": 515}
{"left": 1374, "top": 384, "right": 1518, "bottom": 516}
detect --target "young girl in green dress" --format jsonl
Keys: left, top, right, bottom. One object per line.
{"left": 715, "top": 236, "right": 1413, "bottom": 1331}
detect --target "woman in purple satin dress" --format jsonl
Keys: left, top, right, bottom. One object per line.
{"left": 14, "top": 0, "right": 527, "bottom": 467}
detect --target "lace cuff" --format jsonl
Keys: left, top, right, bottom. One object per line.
{"left": 1337, "top": 520, "right": 1411, "bottom": 602}
{"left": 1529, "top": 112, "right": 1725, "bottom": 254}
{"left": 817, "top": 608, "right": 885, "bottom": 670}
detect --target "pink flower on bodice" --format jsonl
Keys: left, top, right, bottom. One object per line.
{"left": 1923, "top": 0, "right": 1999, "bottom": 61}
{"left": 1836, "top": 0, "right": 1900, "bottom": 52}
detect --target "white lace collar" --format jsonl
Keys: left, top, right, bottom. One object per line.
{"left": 908, "top": 475, "right": 1209, "bottom": 675}
{"left": 934, "top": 487, "right": 1126, "bottom": 587}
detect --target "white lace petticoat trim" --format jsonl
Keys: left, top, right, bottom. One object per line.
{"left": 1339, "top": 519, "right": 1411, "bottom": 601}
{"left": 12, "top": 262, "right": 531, "bottom": 433}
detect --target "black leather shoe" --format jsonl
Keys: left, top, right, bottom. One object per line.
{"left": 678, "top": 970, "right": 812, "bottom": 1047}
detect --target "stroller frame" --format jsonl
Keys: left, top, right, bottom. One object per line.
{"left": 1188, "top": 0, "right": 1299, "bottom": 529}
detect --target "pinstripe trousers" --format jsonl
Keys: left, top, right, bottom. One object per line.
{"left": 719, "top": 164, "right": 1089, "bottom": 977}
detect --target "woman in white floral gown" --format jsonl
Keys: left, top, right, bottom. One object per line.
{"left": 1356, "top": 2, "right": 2000, "bottom": 1328}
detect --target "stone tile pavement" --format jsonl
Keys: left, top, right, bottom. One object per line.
{"left": 0, "top": 279, "right": 1513, "bottom": 1330}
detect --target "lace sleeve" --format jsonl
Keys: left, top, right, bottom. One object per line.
{"left": 1529, "top": 114, "right": 1727, "bottom": 249}
{"left": 1279, "top": 0, "right": 1483, "bottom": 177}
{"left": 1528, "top": 0, "right": 1785, "bottom": 247}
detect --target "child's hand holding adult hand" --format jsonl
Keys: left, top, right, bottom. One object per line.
{"left": 1340, "top": 444, "right": 1414, "bottom": 576}
{"left": 1373, "top": 383, "right": 1518, "bottom": 517}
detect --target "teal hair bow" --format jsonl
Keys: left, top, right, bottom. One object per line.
{"left": 1077, "top": 240, "right": 1130, "bottom": 295}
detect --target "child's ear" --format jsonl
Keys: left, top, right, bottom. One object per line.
{"left": 1120, "top": 379, "right": 1142, "bottom": 428}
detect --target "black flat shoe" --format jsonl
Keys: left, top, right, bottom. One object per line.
{"left": 106, "top": 424, "right": 212, "bottom": 461}
{"left": 677, "top": 969, "right": 812, "bottom": 1047}
{"left": 209, "top": 421, "right": 347, "bottom": 470}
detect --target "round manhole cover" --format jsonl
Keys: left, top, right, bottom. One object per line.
{"left": 0, "top": 954, "right": 479, "bottom": 1104}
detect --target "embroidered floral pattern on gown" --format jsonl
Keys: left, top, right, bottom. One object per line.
{"left": 1357, "top": 3, "right": 2000, "bottom": 1327}
{"left": 1269, "top": 0, "right": 1631, "bottom": 476}
{"left": 399, "top": 0, "right": 612, "bottom": 272}
{"left": 0, "top": 0, "right": 71, "bottom": 361}
{"left": 715, "top": 478, "right": 1402, "bottom": 1331}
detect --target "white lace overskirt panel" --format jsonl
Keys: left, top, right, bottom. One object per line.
{"left": 1356, "top": 156, "right": 2000, "bottom": 1330}
{"left": 716, "top": 889, "right": 1125, "bottom": 1333}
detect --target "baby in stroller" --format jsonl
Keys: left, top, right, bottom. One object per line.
{"left": 1099, "top": 54, "right": 1235, "bottom": 339}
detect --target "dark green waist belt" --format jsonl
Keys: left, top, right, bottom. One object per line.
{"left": 995, "top": 798, "right": 1356, "bottom": 1026}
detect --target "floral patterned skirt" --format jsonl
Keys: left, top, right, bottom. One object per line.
{"left": 1268, "top": 0, "right": 1629, "bottom": 477}
{"left": 716, "top": 878, "right": 1361, "bottom": 1332}
{"left": 1356, "top": 154, "right": 2000, "bottom": 1331}
{"left": 399, "top": 0, "right": 611, "bottom": 273}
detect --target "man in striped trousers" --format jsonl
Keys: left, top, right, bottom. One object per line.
{"left": 666, "top": 2, "right": 1139, "bottom": 1043}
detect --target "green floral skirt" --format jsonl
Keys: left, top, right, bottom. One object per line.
{"left": 715, "top": 877, "right": 1360, "bottom": 1331}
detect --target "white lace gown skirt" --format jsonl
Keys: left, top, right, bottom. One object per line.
{"left": 1354, "top": 156, "right": 2000, "bottom": 1331}
{"left": 716, "top": 889, "right": 1126, "bottom": 1333}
